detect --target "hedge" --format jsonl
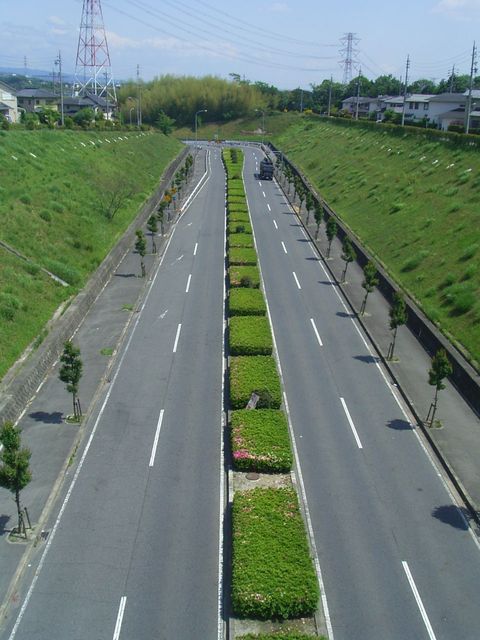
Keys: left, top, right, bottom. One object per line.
{"left": 232, "top": 488, "right": 319, "bottom": 619}
{"left": 228, "top": 220, "right": 252, "bottom": 235}
{"left": 228, "top": 247, "right": 257, "bottom": 266}
{"left": 229, "top": 316, "right": 273, "bottom": 356}
{"left": 238, "top": 635, "right": 321, "bottom": 640}
{"left": 230, "top": 409, "right": 292, "bottom": 472}
{"left": 229, "top": 265, "right": 261, "bottom": 288}
{"left": 228, "top": 234, "right": 254, "bottom": 249}
{"left": 229, "top": 288, "right": 266, "bottom": 316}
{"left": 228, "top": 212, "right": 251, "bottom": 224}
{"left": 229, "top": 355, "right": 281, "bottom": 409}
{"left": 228, "top": 196, "right": 248, "bottom": 206}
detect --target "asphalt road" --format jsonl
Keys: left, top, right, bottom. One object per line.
{"left": 243, "top": 147, "right": 480, "bottom": 640}
{"left": 2, "top": 148, "right": 226, "bottom": 640}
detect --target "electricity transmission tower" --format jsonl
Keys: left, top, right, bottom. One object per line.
{"left": 73, "top": 0, "right": 117, "bottom": 105}
{"left": 339, "top": 33, "right": 360, "bottom": 84}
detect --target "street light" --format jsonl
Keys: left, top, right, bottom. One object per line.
{"left": 255, "top": 109, "right": 265, "bottom": 145}
{"left": 129, "top": 107, "right": 135, "bottom": 126}
{"left": 127, "top": 96, "right": 139, "bottom": 128}
{"left": 195, "top": 109, "right": 207, "bottom": 149}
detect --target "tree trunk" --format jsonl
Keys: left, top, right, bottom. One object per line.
{"left": 315, "top": 224, "right": 319, "bottom": 240}
{"left": 141, "top": 259, "right": 146, "bottom": 278}
{"left": 15, "top": 487, "right": 22, "bottom": 534}
{"left": 342, "top": 262, "right": 349, "bottom": 283}
{"left": 72, "top": 391, "right": 77, "bottom": 418}
{"left": 328, "top": 240, "right": 332, "bottom": 258}
{"left": 151, "top": 236, "right": 157, "bottom": 254}
{"left": 361, "top": 291, "right": 368, "bottom": 315}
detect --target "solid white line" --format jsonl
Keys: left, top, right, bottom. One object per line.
{"left": 310, "top": 318, "right": 323, "bottom": 347}
{"left": 267, "top": 203, "right": 271, "bottom": 211}
{"left": 193, "top": 242, "right": 198, "bottom": 256}
{"left": 292, "top": 271, "right": 301, "bottom": 289}
{"left": 113, "top": 596, "right": 127, "bottom": 640}
{"left": 402, "top": 562, "right": 438, "bottom": 640}
{"left": 262, "top": 191, "right": 266, "bottom": 198}
{"left": 149, "top": 409, "right": 164, "bottom": 467}
{"left": 273, "top": 219, "right": 278, "bottom": 229}
{"left": 340, "top": 397, "right": 363, "bottom": 449}
{"left": 180, "top": 150, "right": 211, "bottom": 213}
{"left": 281, "top": 241, "right": 288, "bottom": 254}
{"left": 185, "top": 274, "right": 192, "bottom": 293}
{"left": 173, "top": 323, "right": 182, "bottom": 353}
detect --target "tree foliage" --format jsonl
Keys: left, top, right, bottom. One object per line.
{"left": 361, "top": 261, "right": 379, "bottom": 314}
{"left": 0, "top": 422, "right": 32, "bottom": 534}
{"left": 59, "top": 341, "right": 83, "bottom": 418}
{"left": 341, "top": 236, "right": 356, "bottom": 282}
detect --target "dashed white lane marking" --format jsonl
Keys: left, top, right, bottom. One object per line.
{"left": 310, "top": 318, "right": 323, "bottom": 347}
{"left": 340, "top": 397, "right": 363, "bottom": 449}
{"left": 173, "top": 323, "right": 182, "bottom": 353}
{"left": 149, "top": 409, "right": 164, "bottom": 467}
{"left": 281, "top": 241, "right": 288, "bottom": 254}
{"left": 262, "top": 191, "right": 266, "bottom": 198}
{"left": 113, "top": 596, "right": 127, "bottom": 640}
{"left": 267, "top": 203, "right": 271, "bottom": 211}
{"left": 402, "top": 562, "right": 438, "bottom": 640}
{"left": 258, "top": 181, "right": 262, "bottom": 186}
{"left": 194, "top": 242, "right": 198, "bottom": 256}
{"left": 273, "top": 220, "right": 278, "bottom": 229}
{"left": 186, "top": 274, "right": 192, "bottom": 293}
{"left": 292, "top": 271, "right": 301, "bottom": 289}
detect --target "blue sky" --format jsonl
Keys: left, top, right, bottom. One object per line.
{"left": 1, "top": 0, "right": 478, "bottom": 88}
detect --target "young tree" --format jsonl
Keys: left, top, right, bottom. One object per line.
{"left": 305, "top": 192, "right": 314, "bottom": 226}
{"left": 360, "top": 261, "right": 379, "bottom": 315}
{"left": 341, "top": 236, "right": 356, "bottom": 283}
{"left": 59, "top": 341, "right": 83, "bottom": 419}
{"left": 156, "top": 109, "right": 175, "bottom": 134}
{"left": 0, "top": 423, "right": 32, "bottom": 536}
{"left": 314, "top": 202, "right": 323, "bottom": 239}
{"left": 326, "top": 217, "right": 337, "bottom": 258}
{"left": 135, "top": 229, "right": 147, "bottom": 277}
{"left": 427, "top": 348, "right": 453, "bottom": 427}
{"left": 387, "top": 292, "right": 407, "bottom": 360}
{"left": 147, "top": 215, "right": 158, "bottom": 253}
{"left": 298, "top": 185, "right": 306, "bottom": 214}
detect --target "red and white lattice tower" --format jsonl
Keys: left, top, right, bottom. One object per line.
{"left": 73, "top": 0, "right": 117, "bottom": 104}
{"left": 339, "top": 33, "right": 360, "bottom": 85}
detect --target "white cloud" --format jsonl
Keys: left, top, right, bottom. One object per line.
{"left": 269, "top": 2, "right": 290, "bottom": 11}
{"left": 48, "top": 16, "right": 66, "bottom": 26}
{"left": 432, "top": 0, "right": 480, "bottom": 17}
{"left": 106, "top": 31, "right": 141, "bottom": 49}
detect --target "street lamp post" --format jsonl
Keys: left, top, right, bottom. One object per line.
{"left": 195, "top": 109, "right": 207, "bottom": 149}
{"left": 255, "top": 109, "right": 265, "bottom": 145}
{"left": 127, "top": 96, "right": 139, "bottom": 128}
{"left": 129, "top": 107, "right": 135, "bottom": 126}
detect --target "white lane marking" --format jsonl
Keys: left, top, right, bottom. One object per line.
{"left": 267, "top": 203, "right": 271, "bottom": 211}
{"left": 181, "top": 150, "right": 211, "bottom": 213}
{"left": 159, "top": 309, "right": 168, "bottom": 319}
{"left": 340, "top": 397, "right": 363, "bottom": 449}
{"left": 402, "top": 562, "right": 438, "bottom": 640}
{"left": 113, "top": 596, "right": 127, "bottom": 640}
{"left": 273, "top": 219, "right": 278, "bottom": 229}
{"left": 173, "top": 323, "right": 182, "bottom": 353}
{"left": 300, "top": 227, "right": 308, "bottom": 239}
{"left": 170, "top": 254, "right": 184, "bottom": 265}
{"left": 186, "top": 274, "right": 192, "bottom": 293}
{"left": 35, "top": 379, "right": 46, "bottom": 394}
{"left": 310, "top": 318, "right": 323, "bottom": 347}
{"left": 292, "top": 271, "right": 302, "bottom": 289}
{"left": 258, "top": 181, "right": 262, "bottom": 186}
{"left": 262, "top": 191, "right": 266, "bottom": 198}
{"left": 194, "top": 242, "right": 198, "bottom": 256}
{"left": 149, "top": 409, "right": 164, "bottom": 467}
{"left": 281, "top": 241, "right": 288, "bottom": 254}
{"left": 185, "top": 222, "right": 192, "bottom": 227}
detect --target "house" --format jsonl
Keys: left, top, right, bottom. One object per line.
{"left": 0, "top": 80, "right": 18, "bottom": 122}
{"left": 16, "top": 89, "right": 59, "bottom": 113}
{"left": 341, "top": 96, "right": 381, "bottom": 117}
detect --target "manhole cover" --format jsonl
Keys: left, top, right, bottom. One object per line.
{"left": 246, "top": 472, "right": 260, "bottom": 481}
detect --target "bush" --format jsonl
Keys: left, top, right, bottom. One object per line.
{"left": 230, "top": 409, "right": 292, "bottom": 472}
{"left": 39, "top": 210, "right": 52, "bottom": 222}
{"left": 228, "top": 233, "right": 254, "bottom": 248}
{"left": 229, "top": 288, "right": 266, "bottom": 316}
{"left": 229, "top": 356, "right": 282, "bottom": 409}
{"left": 228, "top": 220, "right": 252, "bottom": 235}
{"left": 229, "top": 247, "right": 257, "bottom": 266}
{"left": 229, "top": 265, "right": 260, "bottom": 288}
{"left": 228, "top": 211, "right": 251, "bottom": 224}
{"left": 238, "top": 635, "right": 320, "bottom": 639}
{"left": 232, "top": 488, "right": 319, "bottom": 619}
{"left": 43, "top": 259, "right": 80, "bottom": 286}
{"left": 229, "top": 316, "right": 272, "bottom": 356}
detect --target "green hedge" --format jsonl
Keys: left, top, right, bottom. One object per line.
{"left": 228, "top": 203, "right": 248, "bottom": 213}
{"left": 232, "top": 488, "right": 319, "bottom": 619}
{"left": 229, "top": 288, "right": 266, "bottom": 316}
{"left": 238, "top": 634, "right": 321, "bottom": 640}
{"left": 228, "top": 234, "right": 254, "bottom": 248}
{"left": 228, "top": 211, "right": 251, "bottom": 224}
{"left": 228, "top": 187, "right": 246, "bottom": 197}
{"left": 228, "top": 220, "right": 252, "bottom": 235}
{"left": 229, "top": 355, "right": 281, "bottom": 409}
{"left": 228, "top": 196, "right": 247, "bottom": 206}
{"left": 231, "top": 409, "right": 292, "bottom": 472}
{"left": 229, "top": 316, "right": 272, "bottom": 356}
{"left": 229, "top": 265, "right": 260, "bottom": 288}
{"left": 228, "top": 247, "right": 257, "bottom": 266}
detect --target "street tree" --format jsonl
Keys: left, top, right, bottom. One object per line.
{"left": 326, "top": 217, "right": 337, "bottom": 258}
{"left": 341, "top": 236, "right": 356, "bottom": 283}
{"left": 297, "top": 184, "right": 306, "bottom": 214}
{"left": 314, "top": 202, "right": 323, "bottom": 239}
{"left": 305, "top": 192, "right": 314, "bottom": 225}
{"left": 59, "top": 341, "right": 83, "bottom": 419}
{"left": 360, "top": 261, "right": 379, "bottom": 315}
{"left": 135, "top": 229, "right": 147, "bottom": 277}
{"left": 387, "top": 292, "right": 407, "bottom": 360}
{"left": 96, "top": 174, "right": 136, "bottom": 221}
{"left": 147, "top": 215, "right": 158, "bottom": 253}
{"left": 156, "top": 109, "right": 175, "bottom": 134}
{"left": 0, "top": 422, "right": 32, "bottom": 536}
{"left": 427, "top": 348, "right": 453, "bottom": 427}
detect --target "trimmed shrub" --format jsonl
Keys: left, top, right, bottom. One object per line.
{"left": 238, "top": 634, "right": 320, "bottom": 639}
{"left": 229, "top": 316, "right": 273, "bottom": 356}
{"left": 228, "top": 211, "right": 251, "bottom": 224}
{"left": 232, "top": 488, "right": 319, "bottom": 619}
{"left": 229, "top": 265, "right": 260, "bottom": 288}
{"left": 230, "top": 409, "right": 292, "bottom": 472}
{"left": 229, "top": 247, "right": 257, "bottom": 266}
{"left": 228, "top": 234, "right": 254, "bottom": 248}
{"left": 229, "top": 287, "right": 266, "bottom": 316}
{"left": 229, "top": 356, "right": 281, "bottom": 409}
{"left": 228, "top": 221, "right": 252, "bottom": 235}
{"left": 228, "top": 204, "right": 249, "bottom": 215}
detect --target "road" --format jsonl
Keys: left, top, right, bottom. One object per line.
{"left": 242, "top": 146, "right": 480, "bottom": 640}
{"left": 2, "top": 148, "right": 226, "bottom": 640}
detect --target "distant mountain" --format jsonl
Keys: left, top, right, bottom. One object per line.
{"left": 0, "top": 67, "right": 76, "bottom": 85}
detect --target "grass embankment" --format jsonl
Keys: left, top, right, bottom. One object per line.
{"left": 0, "top": 129, "right": 182, "bottom": 380}
{"left": 174, "top": 113, "right": 299, "bottom": 142}
{"left": 273, "top": 117, "right": 480, "bottom": 366}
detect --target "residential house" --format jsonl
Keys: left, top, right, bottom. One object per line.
{"left": 341, "top": 96, "right": 381, "bottom": 118}
{"left": 16, "top": 88, "right": 59, "bottom": 113}
{"left": 0, "top": 80, "right": 18, "bottom": 122}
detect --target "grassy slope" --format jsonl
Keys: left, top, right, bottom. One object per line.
{"left": 174, "top": 113, "right": 299, "bottom": 141}
{"left": 272, "top": 118, "right": 480, "bottom": 366}
{"left": 0, "top": 129, "right": 182, "bottom": 380}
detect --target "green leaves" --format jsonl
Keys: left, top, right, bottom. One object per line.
{"left": 59, "top": 340, "right": 83, "bottom": 396}
{"left": 229, "top": 288, "right": 266, "bottom": 316}
{"left": 229, "top": 316, "right": 273, "bottom": 356}
{"left": 428, "top": 348, "right": 452, "bottom": 391}
{"left": 229, "top": 356, "right": 282, "bottom": 409}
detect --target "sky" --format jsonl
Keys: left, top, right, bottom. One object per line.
{"left": 1, "top": 0, "right": 479, "bottom": 89}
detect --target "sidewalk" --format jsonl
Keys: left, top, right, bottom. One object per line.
{"left": 0, "top": 148, "right": 207, "bottom": 621}
{"left": 281, "top": 181, "right": 480, "bottom": 529}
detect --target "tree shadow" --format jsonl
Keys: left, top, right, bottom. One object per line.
{"left": 353, "top": 354, "right": 379, "bottom": 364}
{"left": 29, "top": 411, "right": 63, "bottom": 424}
{"left": 296, "top": 238, "right": 310, "bottom": 243}
{"left": 432, "top": 504, "right": 473, "bottom": 531}
{"left": 290, "top": 223, "right": 302, "bottom": 227}
{"left": 0, "top": 515, "right": 11, "bottom": 536}
{"left": 386, "top": 419, "right": 412, "bottom": 431}
{"left": 336, "top": 311, "right": 353, "bottom": 317}
{"left": 114, "top": 272, "right": 136, "bottom": 278}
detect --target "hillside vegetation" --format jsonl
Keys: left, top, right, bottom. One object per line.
{"left": 0, "top": 129, "right": 182, "bottom": 380}
{"left": 273, "top": 118, "right": 480, "bottom": 365}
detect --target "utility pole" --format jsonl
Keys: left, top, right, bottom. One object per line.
{"left": 449, "top": 64, "right": 456, "bottom": 93}
{"left": 300, "top": 88, "right": 303, "bottom": 113}
{"left": 465, "top": 42, "right": 477, "bottom": 134}
{"left": 104, "top": 69, "right": 109, "bottom": 120}
{"left": 401, "top": 54, "right": 410, "bottom": 127}
{"left": 355, "top": 68, "right": 361, "bottom": 120}
{"left": 23, "top": 56, "right": 27, "bottom": 72}
{"left": 327, "top": 75, "right": 333, "bottom": 116}
{"left": 56, "top": 51, "right": 65, "bottom": 126}
{"left": 136, "top": 63, "right": 142, "bottom": 127}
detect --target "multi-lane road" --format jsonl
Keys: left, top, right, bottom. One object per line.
{"left": 3, "top": 143, "right": 480, "bottom": 640}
